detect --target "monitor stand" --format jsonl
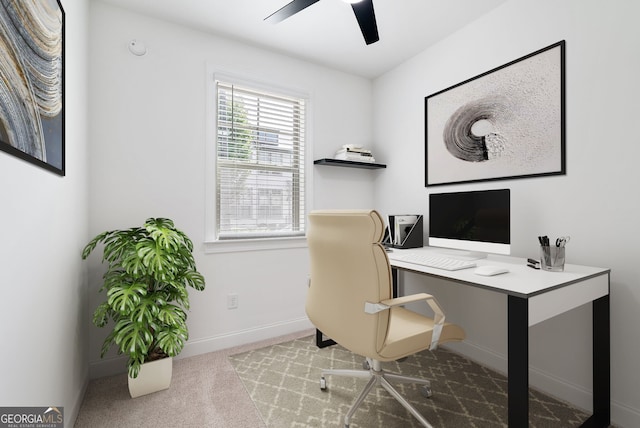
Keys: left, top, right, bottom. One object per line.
{"left": 436, "top": 249, "right": 488, "bottom": 261}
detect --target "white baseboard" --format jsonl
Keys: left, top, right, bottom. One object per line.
{"left": 88, "top": 317, "right": 314, "bottom": 379}
{"left": 610, "top": 399, "right": 640, "bottom": 428}
{"left": 449, "top": 340, "right": 640, "bottom": 427}
{"left": 178, "top": 317, "right": 314, "bottom": 359}
{"left": 88, "top": 355, "right": 128, "bottom": 380}
{"left": 448, "top": 340, "right": 593, "bottom": 410}
{"left": 68, "top": 378, "right": 89, "bottom": 428}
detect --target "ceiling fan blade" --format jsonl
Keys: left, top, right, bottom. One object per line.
{"left": 265, "top": 0, "right": 321, "bottom": 23}
{"left": 351, "top": 0, "right": 379, "bottom": 45}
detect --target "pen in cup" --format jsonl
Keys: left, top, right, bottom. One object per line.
{"left": 538, "top": 236, "right": 551, "bottom": 265}
{"left": 537, "top": 235, "right": 568, "bottom": 271}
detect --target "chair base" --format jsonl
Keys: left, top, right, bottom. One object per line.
{"left": 321, "top": 358, "right": 434, "bottom": 428}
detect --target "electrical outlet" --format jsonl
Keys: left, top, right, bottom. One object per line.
{"left": 227, "top": 293, "right": 239, "bottom": 309}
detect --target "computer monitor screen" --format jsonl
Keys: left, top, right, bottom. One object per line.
{"left": 429, "top": 189, "right": 510, "bottom": 256}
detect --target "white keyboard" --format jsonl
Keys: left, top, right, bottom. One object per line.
{"left": 390, "top": 252, "right": 476, "bottom": 271}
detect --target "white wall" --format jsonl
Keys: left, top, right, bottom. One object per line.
{"left": 0, "top": 0, "right": 89, "bottom": 426}
{"left": 87, "top": 1, "right": 375, "bottom": 377}
{"left": 373, "top": 0, "right": 640, "bottom": 426}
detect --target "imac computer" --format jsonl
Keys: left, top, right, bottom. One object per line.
{"left": 428, "top": 189, "right": 510, "bottom": 259}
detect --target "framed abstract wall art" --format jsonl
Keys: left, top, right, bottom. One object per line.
{"left": 425, "top": 41, "right": 565, "bottom": 187}
{"left": 0, "top": 1, "right": 65, "bottom": 176}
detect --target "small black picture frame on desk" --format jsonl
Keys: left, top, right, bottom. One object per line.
{"left": 384, "top": 215, "right": 423, "bottom": 249}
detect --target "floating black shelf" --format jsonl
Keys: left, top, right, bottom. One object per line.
{"left": 314, "top": 158, "right": 386, "bottom": 170}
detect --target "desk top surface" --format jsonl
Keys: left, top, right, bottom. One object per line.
{"left": 387, "top": 246, "right": 610, "bottom": 298}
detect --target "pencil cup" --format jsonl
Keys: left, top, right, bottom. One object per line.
{"left": 540, "top": 246, "right": 565, "bottom": 272}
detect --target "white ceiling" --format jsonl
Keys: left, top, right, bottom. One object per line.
{"left": 98, "top": 0, "right": 507, "bottom": 78}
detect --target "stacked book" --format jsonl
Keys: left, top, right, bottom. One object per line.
{"left": 334, "top": 145, "right": 376, "bottom": 163}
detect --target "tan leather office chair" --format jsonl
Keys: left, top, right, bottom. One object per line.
{"left": 306, "top": 209, "right": 465, "bottom": 428}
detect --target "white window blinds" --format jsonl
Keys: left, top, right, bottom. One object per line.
{"left": 215, "top": 81, "right": 306, "bottom": 239}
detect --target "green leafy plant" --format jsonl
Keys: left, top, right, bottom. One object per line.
{"left": 82, "top": 218, "right": 205, "bottom": 378}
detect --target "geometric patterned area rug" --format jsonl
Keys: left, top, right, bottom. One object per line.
{"left": 229, "top": 336, "right": 589, "bottom": 428}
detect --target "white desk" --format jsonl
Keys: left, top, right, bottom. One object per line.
{"left": 387, "top": 246, "right": 610, "bottom": 428}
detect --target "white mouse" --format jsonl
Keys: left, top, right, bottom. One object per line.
{"left": 474, "top": 265, "right": 509, "bottom": 276}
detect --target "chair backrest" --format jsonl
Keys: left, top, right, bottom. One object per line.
{"left": 306, "top": 209, "right": 392, "bottom": 359}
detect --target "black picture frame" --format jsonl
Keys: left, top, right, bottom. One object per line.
{"left": 0, "top": 0, "right": 65, "bottom": 176}
{"left": 425, "top": 41, "right": 565, "bottom": 187}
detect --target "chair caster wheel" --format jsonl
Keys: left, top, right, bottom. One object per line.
{"left": 362, "top": 360, "right": 370, "bottom": 370}
{"left": 421, "top": 385, "right": 433, "bottom": 398}
{"left": 320, "top": 376, "right": 327, "bottom": 391}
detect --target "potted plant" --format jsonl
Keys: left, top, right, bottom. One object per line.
{"left": 82, "top": 218, "right": 205, "bottom": 397}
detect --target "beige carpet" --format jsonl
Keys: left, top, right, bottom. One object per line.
{"left": 74, "top": 330, "right": 313, "bottom": 428}
{"left": 75, "top": 331, "right": 593, "bottom": 428}
{"left": 229, "top": 336, "right": 590, "bottom": 428}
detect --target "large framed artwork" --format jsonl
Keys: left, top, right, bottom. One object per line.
{"left": 0, "top": 1, "right": 65, "bottom": 176}
{"left": 425, "top": 41, "right": 565, "bottom": 187}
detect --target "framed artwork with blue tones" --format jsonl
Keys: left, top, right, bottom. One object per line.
{"left": 0, "top": 0, "right": 65, "bottom": 176}
{"left": 425, "top": 41, "right": 565, "bottom": 187}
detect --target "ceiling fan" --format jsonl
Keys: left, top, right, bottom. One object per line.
{"left": 265, "top": 0, "right": 379, "bottom": 45}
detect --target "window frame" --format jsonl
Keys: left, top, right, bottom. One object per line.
{"left": 204, "top": 68, "right": 312, "bottom": 253}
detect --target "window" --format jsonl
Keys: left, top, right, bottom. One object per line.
{"left": 214, "top": 80, "right": 306, "bottom": 241}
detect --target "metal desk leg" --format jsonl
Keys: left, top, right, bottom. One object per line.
{"left": 586, "top": 295, "right": 610, "bottom": 427}
{"left": 315, "top": 329, "right": 336, "bottom": 348}
{"left": 508, "top": 295, "right": 529, "bottom": 427}
{"left": 392, "top": 267, "right": 399, "bottom": 298}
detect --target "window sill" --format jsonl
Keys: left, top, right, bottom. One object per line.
{"left": 203, "top": 236, "right": 308, "bottom": 254}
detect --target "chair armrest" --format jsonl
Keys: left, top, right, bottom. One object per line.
{"left": 364, "top": 293, "right": 445, "bottom": 351}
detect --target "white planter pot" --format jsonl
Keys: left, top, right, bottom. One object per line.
{"left": 128, "top": 357, "right": 173, "bottom": 398}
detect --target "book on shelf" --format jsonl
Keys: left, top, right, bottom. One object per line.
{"left": 334, "top": 152, "right": 376, "bottom": 162}
{"left": 338, "top": 146, "right": 371, "bottom": 153}
{"left": 334, "top": 146, "right": 376, "bottom": 162}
